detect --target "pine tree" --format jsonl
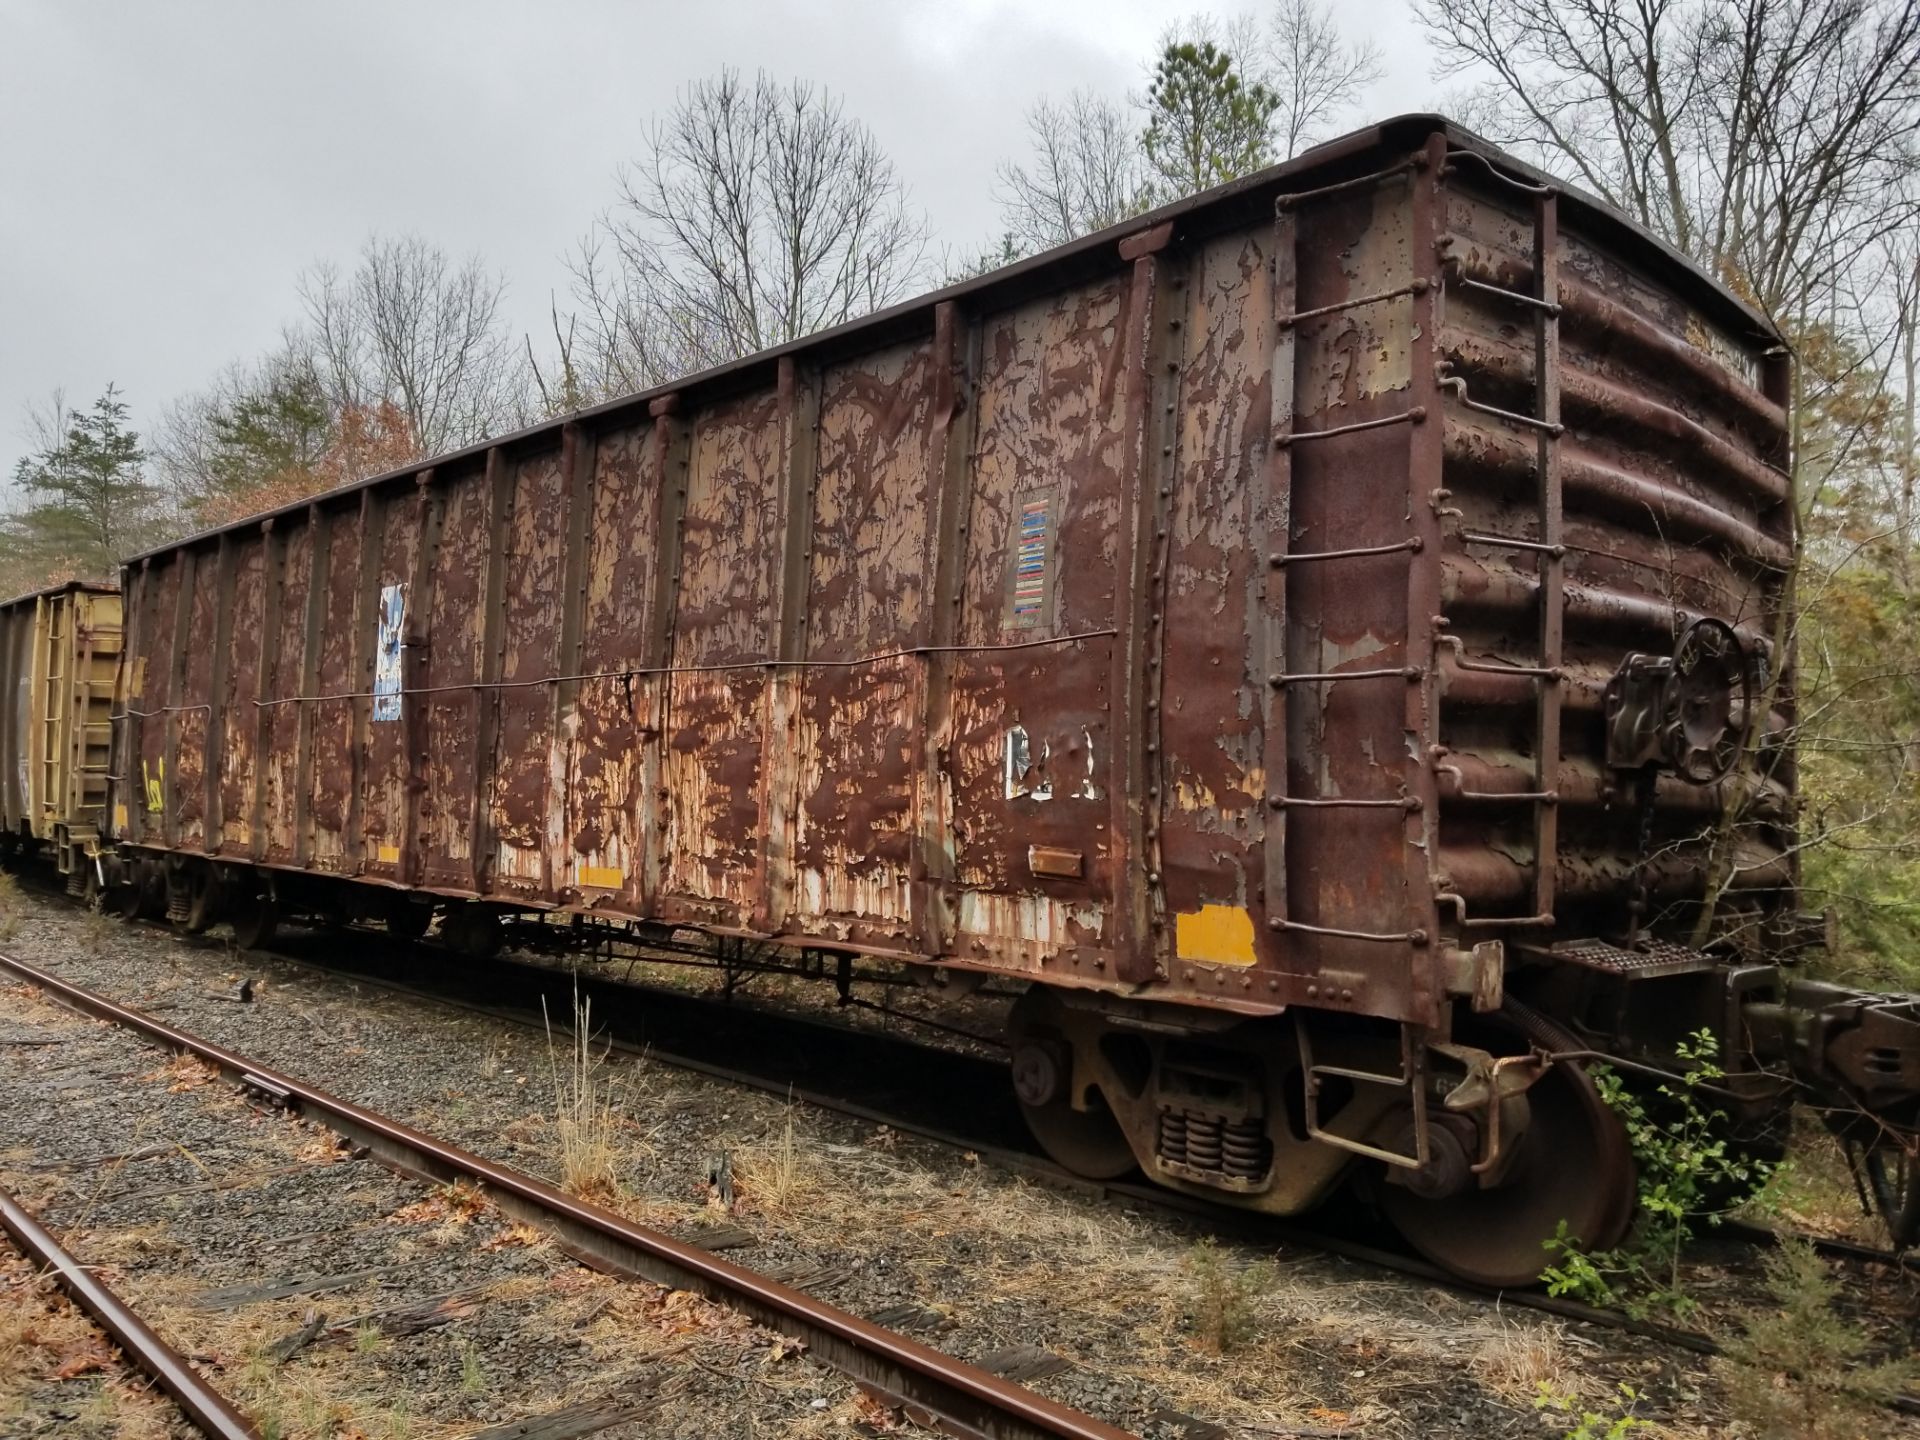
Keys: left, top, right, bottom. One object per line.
{"left": 1140, "top": 41, "right": 1279, "bottom": 198}
{"left": 206, "top": 365, "right": 331, "bottom": 504}
{"left": 3, "top": 385, "right": 158, "bottom": 582}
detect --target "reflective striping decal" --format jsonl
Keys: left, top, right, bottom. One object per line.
{"left": 1003, "top": 491, "right": 1054, "bottom": 630}
{"left": 1174, "top": 905, "right": 1257, "bottom": 967}
{"left": 375, "top": 844, "right": 401, "bottom": 864}
{"left": 577, "top": 864, "right": 624, "bottom": 890}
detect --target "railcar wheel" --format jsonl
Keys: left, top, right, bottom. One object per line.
{"left": 441, "top": 904, "right": 501, "bottom": 960}
{"left": 227, "top": 882, "right": 277, "bottom": 951}
{"left": 1379, "top": 1010, "right": 1635, "bottom": 1290}
{"left": 384, "top": 897, "right": 434, "bottom": 942}
{"left": 119, "top": 861, "right": 163, "bottom": 922}
{"left": 1008, "top": 991, "right": 1138, "bottom": 1180}
{"left": 167, "top": 863, "right": 220, "bottom": 935}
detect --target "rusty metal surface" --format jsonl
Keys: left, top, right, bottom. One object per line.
{"left": 0, "top": 1179, "right": 262, "bottom": 1440}
{"left": 108, "top": 117, "right": 1793, "bottom": 1027}
{"left": 0, "top": 950, "right": 1133, "bottom": 1440}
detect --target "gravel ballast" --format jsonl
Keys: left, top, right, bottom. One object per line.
{"left": 5, "top": 885, "right": 1912, "bottom": 1438}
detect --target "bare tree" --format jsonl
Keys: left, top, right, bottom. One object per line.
{"left": 570, "top": 68, "right": 928, "bottom": 389}
{"left": 1417, "top": 0, "right": 1920, "bottom": 319}
{"left": 1893, "top": 229, "right": 1920, "bottom": 590}
{"left": 1266, "top": 0, "right": 1384, "bottom": 159}
{"left": 994, "top": 91, "right": 1156, "bottom": 252}
{"left": 562, "top": 235, "right": 735, "bottom": 403}
{"left": 297, "top": 234, "right": 528, "bottom": 457}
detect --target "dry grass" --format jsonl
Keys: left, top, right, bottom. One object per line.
{"left": 1472, "top": 1313, "right": 1573, "bottom": 1401}
{"left": 1769, "top": 1121, "right": 1888, "bottom": 1242}
{"left": 733, "top": 1100, "right": 816, "bottom": 1216}
{"left": 542, "top": 987, "right": 632, "bottom": 1205}
{"left": 0, "top": 870, "right": 22, "bottom": 942}
{"left": 0, "top": 980, "right": 83, "bottom": 1033}
{"left": 0, "top": 1251, "right": 175, "bottom": 1438}
{"left": 142, "top": 1277, "right": 479, "bottom": 1440}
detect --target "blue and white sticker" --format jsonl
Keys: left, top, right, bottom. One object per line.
{"left": 373, "top": 583, "right": 406, "bottom": 723}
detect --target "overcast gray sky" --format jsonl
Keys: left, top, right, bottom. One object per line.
{"left": 0, "top": 0, "right": 1435, "bottom": 479}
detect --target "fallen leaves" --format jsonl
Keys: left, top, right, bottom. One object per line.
{"left": 141, "top": 1054, "right": 218, "bottom": 1093}
{"left": 384, "top": 1181, "right": 487, "bottom": 1227}
{"left": 294, "top": 1136, "right": 344, "bottom": 1165}
{"left": 480, "top": 1221, "right": 548, "bottom": 1252}
{"left": 51, "top": 1336, "right": 115, "bottom": 1379}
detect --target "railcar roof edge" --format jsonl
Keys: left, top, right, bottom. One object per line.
{"left": 124, "top": 112, "right": 1786, "bottom": 567}
{"left": 0, "top": 577, "right": 122, "bottom": 608}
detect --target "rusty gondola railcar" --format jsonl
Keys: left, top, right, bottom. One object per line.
{"left": 0, "top": 580, "right": 122, "bottom": 891}
{"left": 102, "top": 115, "right": 1920, "bottom": 1285}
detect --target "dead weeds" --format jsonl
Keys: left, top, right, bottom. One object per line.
{"left": 541, "top": 988, "right": 646, "bottom": 1205}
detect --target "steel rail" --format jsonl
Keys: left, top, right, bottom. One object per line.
{"left": 136, "top": 913, "right": 1920, "bottom": 1288}
{"left": 0, "top": 1183, "right": 261, "bottom": 1440}
{"left": 0, "top": 950, "right": 1131, "bottom": 1440}
{"left": 251, "top": 940, "right": 1920, "bottom": 1374}
{"left": 73, "top": 893, "right": 1920, "bottom": 1288}
{"left": 20, "top": 887, "right": 1920, "bottom": 1418}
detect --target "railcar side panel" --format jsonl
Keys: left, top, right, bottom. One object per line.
{"left": 263, "top": 524, "right": 313, "bottom": 864}
{"left": 567, "top": 422, "right": 658, "bottom": 911}
{"left": 1157, "top": 231, "right": 1271, "bottom": 975}
{"left": 106, "top": 117, "right": 1796, "bottom": 1031}
{"left": 360, "top": 491, "right": 422, "bottom": 882}
{"left": 786, "top": 340, "right": 939, "bottom": 948}
{"left": 659, "top": 392, "right": 784, "bottom": 926}
{"left": 944, "top": 278, "right": 1131, "bottom": 973}
{"left": 137, "top": 563, "right": 179, "bottom": 848}
{"left": 419, "top": 466, "right": 490, "bottom": 890}
{"left": 308, "top": 507, "right": 364, "bottom": 871}
{"left": 173, "top": 554, "right": 220, "bottom": 851}
{"left": 490, "top": 447, "right": 569, "bottom": 897}
{"left": 218, "top": 535, "right": 266, "bottom": 854}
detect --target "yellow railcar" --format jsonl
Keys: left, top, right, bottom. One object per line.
{"left": 0, "top": 580, "right": 123, "bottom": 892}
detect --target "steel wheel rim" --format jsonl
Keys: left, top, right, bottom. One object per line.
{"left": 1380, "top": 1027, "right": 1635, "bottom": 1289}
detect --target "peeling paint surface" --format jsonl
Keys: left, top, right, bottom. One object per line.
{"left": 107, "top": 125, "right": 1792, "bottom": 1030}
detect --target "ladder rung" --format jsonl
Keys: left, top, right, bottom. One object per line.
{"left": 1268, "top": 665, "right": 1422, "bottom": 686}
{"left": 1271, "top": 537, "right": 1422, "bottom": 566}
{"left": 1452, "top": 273, "right": 1561, "bottom": 315}
{"left": 1436, "top": 374, "right": 1562, "bottom": 435}
{"left": 1461, "top": 530, "right": 1563, "bottom": 557}
{"left": 1270, "top": 794, "right": 1421, "bottom": 810}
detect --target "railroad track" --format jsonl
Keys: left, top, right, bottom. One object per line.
{"left": 0, "top": 948, "right": 1132, "bottom": 1440}
{"left": 0, "top": 1182, "right": 259, "bottom": 1439}
{"left": 14, "top": 894, "right": 1920, "bottom": 1426}
{"left": 87, "top": 919, "right": 1910, "bottom": 1367}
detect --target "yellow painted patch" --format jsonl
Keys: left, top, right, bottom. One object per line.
{"left": 375, "top": 844, "right": 401, "bottom": 865}
{"left": 113, "top": 803, "right": 128, "bottom": 831}
{"left": 577, "top": 864, "right": 624, "bottom": 890}
{"left": 1175, "top": 904, "right": 1257, "bottom": 967}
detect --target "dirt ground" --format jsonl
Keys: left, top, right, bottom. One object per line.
{"left": 2, "top": 882, "right": 1916, "bottom": 1438}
